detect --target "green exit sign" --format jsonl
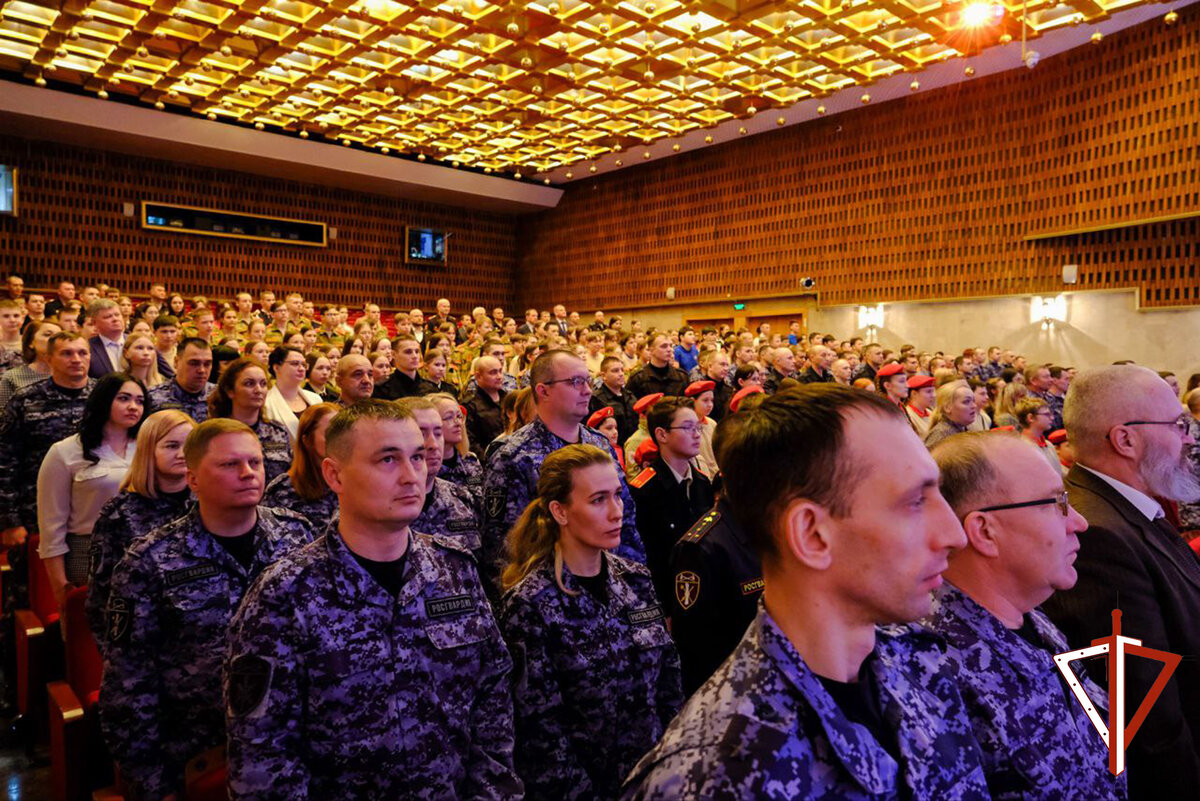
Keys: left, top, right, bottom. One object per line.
{"left": 733, "top": 302, "right": 746, "bottom": 311}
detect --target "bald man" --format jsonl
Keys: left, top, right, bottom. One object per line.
{"left": 1042, "top": 365, "right": 1200, "bottom": 799}
{"left": 928, "top": 433, "right": 1123, "bottom": 800}
{"left": 462, "top": 355, "right": 507, "bottom": 458}
{"left": 336, "top": 354, "right": 374, "bottom": 405}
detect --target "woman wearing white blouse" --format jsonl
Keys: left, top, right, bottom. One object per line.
{"left": 263, "top": 346, "right": 320, "bottom": 439}
{"left": 37, "top": 372, "right": 145, "bottom": 607}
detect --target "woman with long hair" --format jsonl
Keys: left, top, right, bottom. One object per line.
{"left": 121, "top": 332, "right": 165, "bottom": 389}
{"left": 924, "top": 379, "right": 978, "bottom": 448}
{"left": 264, "top": 346, "right": 321, "bottom": 439}
{"left": 429, "top": 392, "right": 483, "bottom": 498}
{"left": 0, "top": 319, "right": 60, "bottom": 409}
{"left": 484, "top": 387, "right": 535, "bottom": 462}
{"left": 244, "top": 339, "right": 271, "bottom": 363}
{"left": 421, "top": 348, "right": 458, "bottom": 395}
{"left": 208, "top": 357, "right": 293, "bottom": 483}
{"left": 262, "top": 403, "right": 339, "bottom": 528}
{"left": 499, "top": 445, "right": 682, "bottom": 800}
{"left": 166, "top": 293, "right": 188, "bottom": 318}
{"left": 304, "top": 351, "right": 339, "bottom": 402}
{"left": 85, "top": 410, "right": 195, "bottom": 645}
{"left": 992, "top": 381, "right": 1029, "bottom": 429}
{"left": 37, "top": 372, "right": 146, "bottom": 607}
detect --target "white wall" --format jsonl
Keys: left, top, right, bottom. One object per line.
{"left": 807, "top": 290, "right": 1200, "bottom": 381}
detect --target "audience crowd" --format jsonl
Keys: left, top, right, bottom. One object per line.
{"left": 1, "top": 273, "right": 1199, "bottom": 800}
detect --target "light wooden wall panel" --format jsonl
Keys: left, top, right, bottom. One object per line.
{"left": 517, "top": 9, "right": 1200, "bottom": 311}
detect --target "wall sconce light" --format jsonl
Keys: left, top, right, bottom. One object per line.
{"left": 1030, "top": 295, "right": 1066, "bottom": 328}
{"left": 858, "top": 304, "right": 884, "bottom": 331}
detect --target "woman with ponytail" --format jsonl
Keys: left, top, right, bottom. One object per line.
{"left": 499, "top": 444, "right": 682, "bottom": 801}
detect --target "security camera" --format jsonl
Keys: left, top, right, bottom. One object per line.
{"left": 1023, "top": 50, "right": 1040, "bottom": 69}
{"left": 800, "top": 277, "right": 816, "bottom": 290}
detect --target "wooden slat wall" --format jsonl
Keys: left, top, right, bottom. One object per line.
{"left": 0, "top": 135, "right": 519, "bottom": 311}
{"left": 517, "top": 9, "right": 1200, "bottom": 311}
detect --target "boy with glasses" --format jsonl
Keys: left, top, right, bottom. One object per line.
{"left": 630, "top": 396, "right": 716, "bottom": 607}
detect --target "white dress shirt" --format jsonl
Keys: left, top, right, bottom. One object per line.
{"left": 1077, "top": 463, "right": 1165, "bottom": 521}
{"left": 37, "top": 434, "right": 135, "bottom": 558}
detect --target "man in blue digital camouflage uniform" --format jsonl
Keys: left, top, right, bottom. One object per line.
{"left": 482, "top": 350, "right": 644, "bottom": 586}
{"left": 98, "top": 419, "right": 314, "bottom": 801}
{"left": 623, "top": 384, "right": 991, "bottom": 800}
{"left": 224, "top": 400, "right": 521, "bottom": 800}
{"left": 928, "top": 432, "right": 1126, "bottom": 800}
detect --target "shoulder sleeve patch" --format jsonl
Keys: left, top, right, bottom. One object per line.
{"left": 227, "top": 654, "right": 273, "bottom": 718}
{"left": 682, "top": 510, "right": 721, "bottom": 542}
{"left": 630, "top": 467, "right": 656, "bottom": 489}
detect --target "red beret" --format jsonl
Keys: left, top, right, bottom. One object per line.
{"left": 907, "top": 374, "right": 935, "bottom": 389}
{"left": 877, "top": 362, "right": 904, "bottom": 378}
{"left": 685, "top": 380, "right": 716, "bottom": 397}
{"left": 633, "top": 392, "right": 664, "bottom": 415}
{"left": 587, "top": 406, "right": 614, "bottom": 429}
{"left": 992, "top": 425, "right": 1016, "bottom": 433}
{"left": 634, "top": 438, "right": 659, "bottom": 466}
{"left": 1047, "top": 429, "right": 1068, "bottom": 446}
{"left": 729, "top": 385, "right": 764, "bottom": 413}
{"left": 458, "top": 405, "right": 468, "bottom": 419}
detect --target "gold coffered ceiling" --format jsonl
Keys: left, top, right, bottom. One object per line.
{"left": 0, "top": 0, "right": 1158, "bottom": 178}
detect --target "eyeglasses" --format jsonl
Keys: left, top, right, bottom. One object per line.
{"left": 1117, "top": 416, "right": 1192, "bottom": 435}
{"left": 543, "top": 376, "right": 591, "bottom": 391}
{"left": 977, "top": 491, "right": 1070, "bottom": 517}
{"left": 668, "top": 423, "right": 703, "bottom": 434}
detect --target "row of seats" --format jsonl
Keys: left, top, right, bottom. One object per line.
{"left": 8, "top": 539, "right": 224, "bottom": 801}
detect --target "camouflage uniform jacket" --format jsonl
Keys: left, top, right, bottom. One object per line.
{"left": 440, "top": 449, "right": 484, "bottom": 505}
{"left": 0, "top": 377, "right": 94, "bottom": 528}
{"left": 923, "top": 584, "right": 1126, "bottom": 800}
{"left": 500, "top": 554, "right": 683, "bottom": 801}
{"left": 0, "top": 343, "right": 23, "bottom": 378}
{"left": 98, "top": 506, "right": 314, "bottom": 801}
{"left": 147, "top": 379, "right": 216, "bottom": 423}
{"left": 85, "top": 488, "right": 192, "bottom": 648}
{"left": 622, "top": 604, "right": 992, "bottom": 800}
{"left": 250, "top": 416, "right": 293, "bottom": 485}
{"left": 224, "top": 529, "right": 522, "bottom": 801}
{"left": 483, "top": 419, "right": 645, "bottom": 583}
{"left": 262, "top": 471, "right": 338, "bottom": 531}
{"left": 413, "top": 477, "right": 482, "bottom": 554}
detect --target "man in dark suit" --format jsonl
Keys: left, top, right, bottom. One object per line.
{"left": 87, "top": 299, "right": 126, "bottom": 378}
{"left": 516, "top": 308, "right": 539, "bottom": 336}
{"left": 1042, "top": 365, "right": 1200, "bottom": 799}
{"left": 630, "top": 396, "right": 715, "bottom": 606}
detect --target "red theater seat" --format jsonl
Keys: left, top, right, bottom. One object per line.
{"left": 49, "top": 587, "right": 114, "bottom": 801}
{"left": 15, "top": 535, "right": 64, "bottom": 747}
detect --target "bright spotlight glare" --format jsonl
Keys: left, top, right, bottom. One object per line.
{"left": 962, "top": 2, "right": 1001, "bottom": 26}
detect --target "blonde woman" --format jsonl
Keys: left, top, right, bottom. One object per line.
{"left": 992, "top": 381, "right": 1029, "bottom": 429}
{"left": 924, "top": 379, "right": 978, "bottom": 449}
{"left": 85, "top": 409, "right": 195, "bottom": 645}
{"left": 121, "top": 332, "right": 165, "bottom": 389}
{"left": 429, "top": 392, "right": 483, "bottom": 500}
{"left": 499, "top": 444, "right": 682, "bottom": 801}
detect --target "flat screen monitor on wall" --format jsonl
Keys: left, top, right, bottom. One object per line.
{"left": 406, "top": 227, "right": 446, "bottom": 264}
{"left": 0, "top": 166, "right": 17, "bottom": 216}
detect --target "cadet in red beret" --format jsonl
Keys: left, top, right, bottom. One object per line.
{"left": 587, "top": 406, "right": 625, "bottom": 471}
{"left": 622, "top": 393, "right": 665, "bottom": 480}
{"left": 728, "top": 385, "right": 763, "bottom": 414}
{"left": 685, "top": 381, "right": 718, "bottom": 477}
{"left": 905, "top": 374, "right": 936, "bottom": 438}
{"left": 876, "top": 362, "right": 909, "bottom": 406}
